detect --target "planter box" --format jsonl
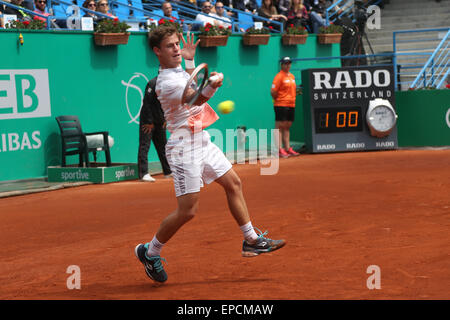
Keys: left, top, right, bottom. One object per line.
{"left": 242, "top": 34, "right": 270, "bottom": 46}
{"left": 282, "top": 34, "right": 308, "bottom": 45}
{"left": 94, "top": 33, "right": 130, "bottom": 46}
{"left": 47, "top": 163, "right": 138, "bottom": 183}
{"left": 317, "top": 33, "right": 342, "bottom": 44}
{"left": 198, "top": 35, "right": 229, "bottom": 47}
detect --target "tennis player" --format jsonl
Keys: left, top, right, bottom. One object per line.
{"left": 135, "top": 26, "right": 286, "bottom": 283}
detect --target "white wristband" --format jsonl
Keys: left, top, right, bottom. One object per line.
{"left": 185, "top": 59, "right": 195, "bottom": 69}
{"left": 201, "top": 85, "right": 217, "bottom": 98}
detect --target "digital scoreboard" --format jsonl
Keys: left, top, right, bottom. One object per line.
{"left": 302, "top": 65, "right": 398, "bottom": 153}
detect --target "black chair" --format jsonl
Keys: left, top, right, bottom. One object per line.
{"left": 55, "top": 115, "right": 112, "bottom": 167}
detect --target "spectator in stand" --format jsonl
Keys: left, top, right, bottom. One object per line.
{"left": 195, "top": 1, "right": 217, "bottom": 26}
{"left": 220, "top": 0, "right": 232, "bottom": 8}
{"left": 33, "top": 0, "right": 51, "bottom": 22}
{"left": 210, "top": 1, "right": 232, "bottom": 28}
{"left": 161, "top": 1, "right": 174, "bottom": 18}
{"left": 82, "top": 0, "right": 99, "bottom": 22}
{"left": 258, "top": 0, "right": 288, "bottom": 29}
{"left": 287, "top": 0, "right": 309, "bottom": 28}
{"left": 0, "top": 9, "right": 3, "bottom": 28}
{"left": 4, "top": 0, "right": 31, "bottom": 21}
{"left": 96, "top": 0, "right": 117, "bottom": 19}
{"left": 161, "top": 1, "right": 188, "bottom": 31}
{"left": 277, "top": 0, "right": 290, "bottom": 17}
{"left": 309, "top": 0, "right": 328, "bottom": 33}
{"left": 232, "top": 0, "right": 258, "bottom": 14}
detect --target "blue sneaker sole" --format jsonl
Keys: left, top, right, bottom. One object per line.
{"left": 242, "top": 240, "right": 286, "bottom": 257}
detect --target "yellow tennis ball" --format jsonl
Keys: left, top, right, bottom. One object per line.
{"left": 218, "top": 100, "right": 235, "bottom": 114}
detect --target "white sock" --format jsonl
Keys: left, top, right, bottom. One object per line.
{"left": 146, "top": 236, "right": 165, "bottom": 258}
{"left": 240, "top": 221, "right": 258, "bottom": 243}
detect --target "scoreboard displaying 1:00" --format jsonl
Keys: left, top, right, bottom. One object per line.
{"left": 302, "top": 66, "right": 398, "bottom": 153}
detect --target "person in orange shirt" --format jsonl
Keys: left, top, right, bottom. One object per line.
{"left": 271, "top": 56, "right": 300, "bottom": 158}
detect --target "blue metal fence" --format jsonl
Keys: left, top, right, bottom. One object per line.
{"left": 0, "top": 0, "right": 53, "bottom": 30}
{"left": 393, "top": 27, "right": 450, "bottom": 89}
{"left": 325, "top": 0, "right": 383, "bottom": 25}
{"left": 410, "top": 29, "right": 449, "bottom": 89}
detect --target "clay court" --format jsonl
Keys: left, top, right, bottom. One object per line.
{"left": 0, "top": 149, "right": 449, "bottom": 300}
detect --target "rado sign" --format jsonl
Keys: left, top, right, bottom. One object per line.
{"left": 310, "top": 66, "right": 394, "bottom": 106}
{"left": 301, "top": 65, "right": 398, "bottom": 153}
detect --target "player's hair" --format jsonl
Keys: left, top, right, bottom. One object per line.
{"left": 148, "top": 25, "right": 178, "bottom": 50}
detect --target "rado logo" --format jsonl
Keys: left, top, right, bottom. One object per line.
{"left": 312, "top": 69, "right": 391, "bottom": 90}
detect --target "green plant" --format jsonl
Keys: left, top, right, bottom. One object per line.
{"left": 199, "top": 23, "right": 232, "bottom": 36}
{"left": 284, "top": 24, "right": 308, "bottom": 35}
{"left": 6, "top": 18, "right": 46, "bottom": 30}
{"left": 151, "top": 18, "right": 183, "bottom": 33}
{"left": 319, "top": 23, "right": 344, "bottom": 34}
{"left": 94, "top": 17, "right": 131, "bottom": 33}
{"left": 245, "top": 26, "right": 270, "bottom": 34}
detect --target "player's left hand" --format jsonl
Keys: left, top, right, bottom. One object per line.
{"left": 181, "top": 31, "right": 200, "bottom": 62}
{"left": 209, "top": 72, "right": 224, "bottom": 88}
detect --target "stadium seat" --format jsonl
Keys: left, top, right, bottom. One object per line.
{"left": 55, "top": 115, "right": 112, "bottom": 168}
{"left": 112, "top": 0, "right": 146, "bottom": 20}
{"left": 237, "top": 12, "right": 253, "bottom": 31}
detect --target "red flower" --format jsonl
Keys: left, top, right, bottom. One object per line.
{"left": 159, "top": 19, "right": 165, "bottom": 24}
{"left": 269, "top": 26, "right": 273, "bottom": 29}
{"left": 23, "top": 21, "right": 30, "bottom": 25}
{"left": 114, "top": 17, "right": 119, "bottom": 22}
{"left": 205, "top": 28, "right": 210, "bottom": 32}
{"left": 290, "top": 24, "right": 294, "bottom": 28}
{"left": 205, "top": 23, "right": 212, "bottom": 27}
{"left": 219, "top": 26, "right": 223, "bottom": 29}
{"left": 446, "top": 84, "right": 450, "bottom": 89}
{"left": 172, "top": 16, "right": 177, "bottom": 20}
{"left": 228, "top": 26, "right": 232, "bottom": 29}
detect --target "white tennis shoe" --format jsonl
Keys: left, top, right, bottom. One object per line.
{"left": 141, "top": 173, "right": 156, "bottom": 182}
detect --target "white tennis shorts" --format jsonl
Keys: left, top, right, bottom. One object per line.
{"left": 166, "top": 129, "right": 232, "bottom": 197}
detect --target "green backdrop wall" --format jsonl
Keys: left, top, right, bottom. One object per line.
{"left": 395, "top": 90, "right": 450, "bottom": 147}
{"left": 0, "top": 30, "right": 341, "bottom": 182}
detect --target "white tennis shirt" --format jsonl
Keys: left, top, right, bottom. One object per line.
{"left": 155, "top": 66, "right": 205, "bottom": 133}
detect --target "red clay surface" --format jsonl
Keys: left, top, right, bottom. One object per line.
{"left": 0, "top": 149, "right": 449, "bottom": 300}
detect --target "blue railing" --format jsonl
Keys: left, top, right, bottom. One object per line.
{"left": 393, "top": 27, "right": 450, "bottom": 90}
{"left": 0, "top": 0, "right": 53, "bottom": 30}
{"left": 410, "top": 29, "right": 449, "bottom": 89}
{"left": 1, "top": 0, "right": 283, "bottom": 33}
